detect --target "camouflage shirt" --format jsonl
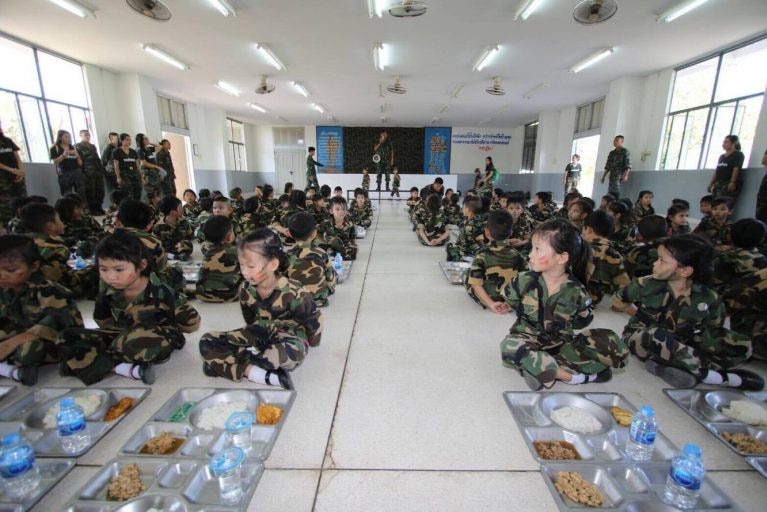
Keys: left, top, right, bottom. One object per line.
{"left": 505, "top": 271, "right": 593, "bottom": 343}
{"left": 95, "top": 272, "right": 200, "bottom": 333}
{"left": 28, "top": 232, "right": 73, "bottom": 286}
{"left": 240, "top": 212, "right": 266, "bottom": 235}
{"left": 510, "top": 212, "right": 534, "bottom": 241}
{"left": 711, "top": 247, "right": 767, "bottom": 312}
{"left": 258, "top": 198, "right": 279, "bottom": 226}
{"left": 63, "top": 216, "right": 103, "bottom": 252}
{"left": 196, "top": 243, "right": 242, "bottom": 303}
{"left": 102, "top": 205, "right": 119, "bottom": 233}
{"left": 310, "top": 205, "right": 329, "bottom": 227}
{"left": 240, "top": 275, "right": 323, "bottom": 347}
{"left": 362, "top": 174, "right": 370, "bottom": 189}
{"left": 231, "top": 198, "right": 244, "bottom": 218}
{"left": 632, "top": 204, "right": 655, "bottom": 220}
{"left": 0, "top": 274, "right": 83, "bottom": 342}
{"left": 587, "top": 237, "right": 631, "bottom": 302}
{"left": 6, "top": 216, "right": 24, "bottom": 234}
{"left": 195, "top": 211, "right": 213, "bottom": 242}
{"left": 183, "top": 202, "right": 202, "bottom": 220}
{"left": 693, "top": 217, "right": 731, "bottom": 245}
{"left": 454, "top": 216, "right": 485, "bottom": 257}
{"left": 286, "top": 239, "right": 336, "bottom": 307}
{"left": 120, "top": 228, "right": 167, "bottom": 272}
{"left": 608, "top": 225, "right": 634, "bottom": 255}
{"left": 528, "top": 202, "right": 557, "bottom": 225}
{"left": 416, "top": 209, "right": 448, "bottom": 241}
{"left": 625, "top": 240, "right": 661, "bottom": 279}
{"left": 465, "top": 240, "right": 525, "bottom": 302}
{"left": 152, "top": 217, "right": 194, "bottom": 256}
{"left": 349, "top": 201, "right": 373, "bottom": 228}
{"left": 392, "top": 174, "right": 401, "bottom": 188}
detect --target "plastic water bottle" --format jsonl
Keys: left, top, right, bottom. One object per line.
{"left": 56, "top": 397, "right": 91, "bottom": 454}
{"left": 74, "top": 256, "right": 87, "bottom": 269}
{"left": 0, "top": 432, "right": 41, "bottom": 500}
{"left": 663, "top": 443, "right": 706, "bottom": 509}
{"left": 333, "top": 253, "right": 344, "bottom": 272}
{"left": 625, "top": 405, "right": 657, "bottom": 461}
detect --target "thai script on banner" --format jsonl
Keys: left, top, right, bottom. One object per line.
{"left": 316, "top": 126, "right": 344, "bottom": 173}
{"left": 424, "top": 127, "right": 451, "bottom": 174}
{"left": 452, "top": 131, "right": 512, "bottom": 145}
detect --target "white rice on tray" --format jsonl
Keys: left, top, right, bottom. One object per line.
{"left": 550, "top": 406, "right": 602, "bottom": 433}
{"left": 722, "top": 400, "right": 767, "bottom": 426}
{"left": 197, "top": 401, "right": 249, "bottom": 430}
{"left": 43, "top": 395, "right": 102, "bottom": 428}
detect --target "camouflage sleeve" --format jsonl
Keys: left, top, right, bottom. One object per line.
{"left": 240, "top": 284, "right": 257, "bottom": 325}
{"left": 612, "top": 259, "right": 631, "bottom": 289}
{"left": 611, "top": 277, "right": 643, "bottom": 311}
{"left": 173, "top": 293, "right": 201, "bottom": 333}
{"left": 466, "top": 254, "right": 486, "bottom": 286}
{"left": 25, "top": 283, "right": 84, "bottom": 341}
{"left": 504, "top": 274, "right": 522, "bottom": 308}
{"left": 292, "top": 291, "right": 323, "bottom": 347}
{"left": 93, "top": 293, "right": 117, "bottom": 328}
{"left": 568, "top": 286, "right": 594, "bottom": 331}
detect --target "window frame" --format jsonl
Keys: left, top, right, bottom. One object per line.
{"left": 226, "top": 118, "right": 247, "bottom": 172}
{"left": 521, "top": 121, "right": 538, "bottom": 173}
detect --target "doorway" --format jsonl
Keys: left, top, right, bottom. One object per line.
{"left": 162, "top": 132, "right": 194, "bottom": 198}
{"left": 571, "top": 134, "right": 600, "bottom": 198}
{"left": 274, "top": 149, "right": 306, "bottom": 192}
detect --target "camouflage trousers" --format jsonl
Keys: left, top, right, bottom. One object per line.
{"left": 501, "top": 329, "right": 628, "bottom": 383}
{"left": 168, "top": 240, "right": 193, "bottom": 258}
{"left": 59, "top": 325, "right": 185, "bottom": 385}
{"left": 161, "top": 174, "right": 176, "bottom": 197}
{"left": 711, "top": 181, "right": 739, "bottom": 203}
{"left": 376, "top": 166, "right": 390, "bottom": 187}
{"left": 198, "top": 321, "right": 306, "bottom": 382}
{"left": 3, "top": 339, "right": 60, "bottom": 367}
{"left": 143, "top": 169, "right": 163, "bottom": 198}
{"left": 120, "top": 173, "right": 143, "bottom": 201}
{"left": 565, "top": 175, "right": 580, "bottom": 194}
{"left": 306, "top": 171, "right": 319, "bottom": 192}
{"left": 0, "top": 195, "right": 13, "bottom": 230}
{"left": 623, "top": 326, "right": 752, "bottom": 377}
{"left": 323, "top": 238, "right": 357, "bottom": 261}
{"left": 83, "top": 168, "right": 105, "bottom": 212}
{"left": 731, "top": 314, "right": 767, "bottom": 360}
{"left": 445, "top": 243, "right": 465, "bottom": 262}
{"left": 419, "top": 233, "right": 447, "bottom": 247}
{"left": 607, "top": 170, "right": 622, "bottom": 197}
{"left": 756, "top": 171, "right": 767, "bottom": 223}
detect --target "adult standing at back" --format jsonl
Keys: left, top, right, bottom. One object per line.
{"left": 50, "top": 129, "right": 85, "bottom": 199}
{"left": 76, "top": 129, "right": 106, "bottom": 214}
{"left": 136, "top": 133, "right": 163, "bottom": 199}
{"left": 373, "top": 130, "right": 394, "bottom": 191}
{"left": 112, "top": 133, "right": 142, "bottom": 201}
{"left": 563, "top": 154, "right": 582, "bottom": 194}
{"left": 101, "top": 132, "right": 119, "bottom": 196}
{"left": 707, "top": 135, "right": 744, "bottom": 204}
{"left": 0, "top": 121, "right": 26, "bottom": 229}
{"left": 156, "top": 139, "right": 176, "bottom": 197}
{"left": 477, "top": 156, "right": 497, "bottom": 196}
{"left": 600, "top": 135, "right": 631, "bottom": 197}
{"left": 305, "top": 146, "right": 323, "bottom": 191}
{"left": 756, "top": 149, "right": 767, "bottom": 223}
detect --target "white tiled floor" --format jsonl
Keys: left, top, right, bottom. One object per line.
{"left": 23, "top": 201, "right": 767, "bottom": 511}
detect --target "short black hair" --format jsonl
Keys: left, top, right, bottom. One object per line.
{"left": 462, "top": 196, "right": 482, "bottom": 214}
{"left": 27, "top": 195, "right": 48, "bottom": 204}
{"left": 158, "top": 195, "right": 182, "bottom": 216}
{"left": 288, "top": 211, "right": 317, "bottom": 240}
{"left": 63, "top": 192, "right": 85, "bottom": 208}
{"left": 580, "top": 197, "right": 596, "bottom": 211}
{"left": 199, "top": 188, "right": 211, "bottom": 198}
{"left": 212, "top": 190, "right": 223, "bottom": 198}
{"left": 493, "top": 188, "right": 504, "bottom": 198}
{"left": 699, "top": 194, "right": 715, "bottom": 204}
{"left": 108, "top": 131, "right": 118, "bottom": 138}
{"left": 661, "top": 234, "right": 713, "bottom": 283}
{"left": 355, "top": 189, "right": 368, "bottom": 199}
{"left": 96, "top": 230, "right": 151, "bottom": 276}
{"left": 117, "top": 199, "right": 153, "bottom": 229}
{"left": 21, "top": 203, "right": 57, "bottom": 233}
{"left": 213, "top": 195, "right": 230, "bottom": 204}
{"left": 434, "top": 177, "right": 444, "bottom": 185}
{"left": 711, "top": 197, "right": 733, "bottom": 209}
{"left": 229, "top": 187, "right": 242, "bottom": 196}
{"left": 55, "top": 196, "right": 80, "bottom": 224}
{"left": 320, "top": 185, "right": 331, "bottom": 198}
{"left": 201, "top": 215, "right": 233, "bottom": 244}
{"left": 199, "top": 197, "right": 214, "bottom": 213}
{"left": 10, "top": 197, "right": 34, "bottom": 216}
{"left": 671, "top": 198, "right": 690, "bottom": 209}
{"left": 263, "top": 185, "right": 274, "bottom": 198}
{"left": 329, "top": 196, "right": 347, "bottom": 209}
{"left": 535, "top": 191, "right": 553, "bottom": 203}
{"left": 637, "top": 215, "right": 668, "bottom": 241}
{"left": 110, "top": 189, "right": 129, "bottom": 206}
{"left": 0, "top": 234, "right": 41, "bottom": 266}
{"left": 487, "top": 210, "right": 514, "bottom": 240}
{"left": 584, "top": 210, "right": 614, "bottom": 237}
{"left": 278, "top": 194, "right": 289, "bottom": 204}
{"left": 243, "top": 196, "right": 260, "bottom": 214}
{"left": 730, "top": 219, "right": 766, "bottom": 249}
{"left": 602, "top": 192, "right": 618, "bottom": 203}
{"left": 308, "top": 146, "right": 316, "bottom": 152}
{"left": 479, "top": 195, "right": 492, "bottom": 214}
{"left": 505, "top": 194, "right": 526, "bottom": 207}
{"left": 564, "top": 191, "right": 582, "bottom": 204}
{"left": 289, "top": 189, "right": 306, "bottom": 207}
{"left": 183, "top": 189, "right": 196, "bottom": 199}
{"left": 334, "top": 186, "right": 343, "bottom": 192}
{"left": 571, "top": 199, "right": 594, "bottom": 217}
{"left": 410, "top": 186, "right": 418, "bottom": 192}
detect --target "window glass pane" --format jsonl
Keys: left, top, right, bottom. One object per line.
{"left": 678, "top": 108, "right": 708, "bottom": 170}
{"left": 0, "top": 37, "right": 41, "bottom": 96}
{"left": 157, "top": 97, "right": 172, "bottom": 125}
{"left": 0, "top": 91, "right": 28, "bottom": 160}
{"left": 661, "top": 114, "right": 686, "bottom": 170}
{"left": 670, "top": 57, "right": 717, "bottom": 111}
{"left": 703, "top": 103, "right": 737, "bottom": 169}
{"left": 46, "top": 102, "right": 74, "bottom": 143}
{"left": 18, "top": 95, "right": 50, "bottom": 162}
{"left": 731, "top": 95, "right": 763, "bottom": 166}
{"left": 70, "top": 107, "right": 88, "bottom": 137}
{"left": 239, "top": 144, "right": 247, "bottom": 171}
{"left": 230, "top": 121, "right": 244, "bottom": 143}
{"left": 715, "top": 38, "right": 767, "bottom": 102}
{"left": 591, "top": 99, "right": 604, "bottom": 129}
{"left": 38, "top": 52, "right": 87, "bottom": 107}
{"left": 172, "top": 101, "right": 187, "bottom": 129}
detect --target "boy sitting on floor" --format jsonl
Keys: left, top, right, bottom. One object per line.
{"left": 584, "top": 210, "right": 630, "bottom": 305}
{"left": 286, "top": 212, "right": 336, "bottom": 307}
{"left": 196, "top": 216, "right": 242, "bottom": 303}
{"left": 153, "top": 195, "right": 193, "bottom": 261}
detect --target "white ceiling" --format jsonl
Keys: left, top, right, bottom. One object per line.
{"left": 1, "top": 0, "right": 766, "bottom": 127}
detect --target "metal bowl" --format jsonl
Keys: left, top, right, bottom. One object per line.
{"left": 25, "top": 389, "right": 109, "bottom": 429}
{"left": 188, "top": 390, "right": 258, "bottom": 430}
{"left": 113, "top": 494, "right": 189, "bottom": 512}
{"left": 705, "top": 391, "right": 767, "bottom": 422}
{"left": 538, "top": 393, "right": 614, "bottom": 434}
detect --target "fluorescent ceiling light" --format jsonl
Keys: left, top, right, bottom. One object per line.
{"left": 276, "top": 115, "right": 288, "bottom": 122}
{"left": 47, "top": 0, "right": 94, "bottom": 18}
{"left": 569, "top": 47, "right": 614, "bottom": 73}
{"left": 523, "top": 82, "right": 549, "bottom": 99}
{"left": 529, "top": 121, "right": 539, "bottom": 126}
{"left": 214, "top": 81, "right": 240, "bottom": 97}
{"left": 255, "top": 43, "right": 285, "bottom": 71}
{"left": 368, "top": 0, "right": 383, "bottom": 18}
{"left": 657, "top": 0, "right": 710, "bottom": 23}
{"left": 439, "top": 104, "right": 449, "bottom": 113}
{"left": 473, "top": 45, "right": 499, "bottom": 72}
{"left": 373, "top": 43, "right": 385, "bottom": 71}
{"left": 513, "top": 0, "right": 544, "bottom": 21}
{"left": 451, "top": 84, "right": 465, "bottom": 98}
{"left": 311, "top": 103, "right": 327, "bottom": 114}
{"left": 209, "top": 0, "right": 236, "bottom": 17}
{"left": 142, "top": 44, "right": 189, "bottom": 70}
{"left": 292, "top": 82, "right": 310, "bottom": 98}
{"left": 248, "top": 103, "right": 267, "bottom": 113}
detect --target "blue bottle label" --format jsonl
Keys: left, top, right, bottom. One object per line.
{"left": 671, "top": 468, "right": 701, "bottom": 490}
{"left": 630, "top": 424, "right": 656, "bottom": 445}
{"left": 0, "top": 454, "right": 34, "bottom": 478}
{"left": 59, "top": 416, "right": 86, "bottom": 436}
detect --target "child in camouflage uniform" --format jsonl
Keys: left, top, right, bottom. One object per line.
{"left": 196, "top": 216, "right": 242, "bottom": 303}
{"left": 606, "top": 201, "right": 635, "bottom": 255}
{"left": 182, "top": 189, "right": 201, "bottom": 220}
{"left": 6, "top": 197, "right": 35, "bottom": 234}
{"left": 527, "top": 191, "right": 558, "bottom": 226}
{"left": 102, "top": 189, "right": 128, "bottom": 234}
{"left": 446, "top": 196, "right": 483, "bottom": 261}
{"left": 666, "top": 203, "right": 691, "bottom": 236}
{"left": 506, "top": 195, "right": 534, "bottom": 255}
{"left": 0, "top": 235, "right": 83, "bottom": 386}
{"left": 286, "top": 212, "right": 336, "bottom": 307}
{"left": 349, "top": 189, "right": 373, "bottom": 229}
{"left": 632, "top": 190, "right": 655, "bottom": 220}
{"left": 194, "top": 197, "right": 214, "bottom": 241}
{"left": 501, "top": 218, "right": 627, "bottom": 391}
{"left": 693, "top": 197, "right": 732, "bottom": 246}
{"left": 567, "top": 199, "right": 592, "bottom": 233}
{"left": 320, "top": 197, "right": 357, "bottom": 260}
{"left": 584, "top": 211, "right": 631, "bottom": 305}
{"left": 625, "top": 215, "right": 666, "bottom": 279}
{"left": 417, "top": 194, "right": 449, "bottom": 247}
{"left": 271, "top": 190, "right": 307, "bottom": 247}
{"left": 59, "top": 231, "right": 200, "bottom": 385}
{"left": 361, "top": 168, "right": 370, "bottom": 191}
{"left": 612, "top": 234, "right": 762, "bottom": 390}
{"left": 310, "top": 194, "right": 329, "bottom": 227}
{"left": 240, "top": 196, "right": 266, "bottom": 236}
{"left": 390, "top": 167, "right": 400, "bottom": 197}
{"left": 465, "top": 210, "right": 525, "bottom": 312}
{"left": 152, "top": 196, "right": 193, "bottom": 260}
{"left": 199, "top": 229, "right": 323, "bottom": 389}
{"left": 229, "top": 187, "right": 244, "bottom": 218}
{"left": 711, "top": 219, "right": 767, "bottom": 359}
{"left": 55, "top": 195, "right": 102, "bottom": 258}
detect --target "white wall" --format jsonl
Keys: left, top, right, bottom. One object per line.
{"left": 449, "top": 127, "right": 515, "bottom": 174}
{"left": 253, "top": 125, "right": 276, "bottom": 173}
{"left": 186, "top": 103, "right": 227, "bottom": 171}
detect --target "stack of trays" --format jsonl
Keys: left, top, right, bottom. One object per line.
{"left": 167, "top": 260, "right": 202, "bottom": 284}
{"left": 64, "top": 387, "right": 295, "bottom": 511}
{"left": 504, "top": 392, "right": 742, "bottom": 511}
{"left": 0, "top": 459, "right": 75, "bottom": 512}
{"left": 336, "top": 261, "right": 353, "bottom": 284}
{"left": 438, "top": 261, "right": 469, "bottom": 285}
{"left": 0, "top": 387, "right": 150, "bottom": 457}
{"left": 665, "top": 389, "right": 767, "bottom": 479}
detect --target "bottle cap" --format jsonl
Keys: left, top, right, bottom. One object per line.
{"left": 209, "top": 446, "right": 244, "bottom": 474}
{"left": 640, "top": 405, "right": 655, "bottom": 417}
{"left": 225, "top": 411, "right": 254, "bottom": 432}
{"left": 60, "top": 397, "right": 75, "bottom": 408}
{"left": 683, "top": 443, "right": 702, "bottom": 457}
{"left": 1, "top": 432, "right": 20, "bottom": 446}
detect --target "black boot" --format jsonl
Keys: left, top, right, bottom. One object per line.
{"left": 265, "top": 369, "right": 294, "bottom": 390}
{"left": 724, "top": 369, "right": 765, "bottom": 391}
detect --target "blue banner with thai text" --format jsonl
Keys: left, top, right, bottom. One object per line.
{"left": 423, "top": 127, "right": 451, "bottom": 174}
{"left": 316, "top": 126, "right": 344, "bottom": 173}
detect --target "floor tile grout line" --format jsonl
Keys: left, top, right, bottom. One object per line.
{"left": 310, "top": 202, "right": 384, "bottom": 511}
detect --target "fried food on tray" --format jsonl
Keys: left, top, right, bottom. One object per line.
{"left": 533, "top": 440, "right": 581, "bottom": 460}
{"left": 722, "top": 432, "right": 767, "bottom": 454}
{"left": 555, "top": 471, "right": 604, "bottom": 507}
{"left": 106, "top": 463, "right": 146, "bottom": 501}
{"left": 256, "top": 403, "right": 283, "bottom": 425}
{"left": 141, "top": 432, "right": 184, "bottom": 455}
{"left": 104, "top": 397, "right": 135, "bottom": 421}
{"left": 610, "top": 406, "right": 633, "bottom": 427}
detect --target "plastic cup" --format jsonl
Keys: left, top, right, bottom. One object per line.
{"left": 225, "top": 411, "right": 254, "bottom": 452}
{"left": 209, "top": 446, "right": 244, "bottom": 503}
